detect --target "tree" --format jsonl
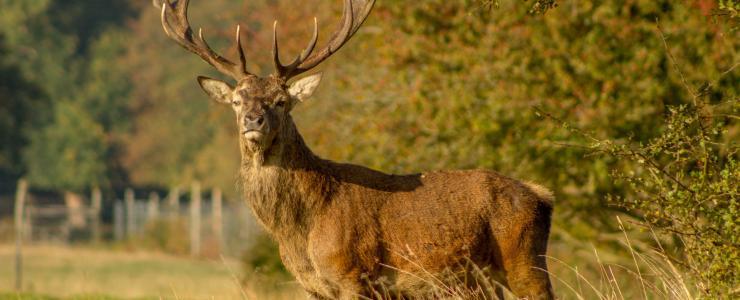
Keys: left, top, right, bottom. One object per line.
{"left": 0, "top": 34, "right": 43, "bottom": 186}
{"left": 24, "top": 102, "right": 108, "bottom": 191}
{"left": 296, "top": 0, "right": 738, "bottom": 233}
{"left": 0, "top": 0, "right": 135, "bottom": 191}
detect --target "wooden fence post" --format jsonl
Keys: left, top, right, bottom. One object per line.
{"left": 168, "top": 186, "right": 180, "bottom": 217}
{"left": 147, "top": 192, "right": 160, "bottom": 221}
{"left": 190, "top": 182, "right": 201, "bottom": 257}
{"left": 125, "top": 189, "right": 135, "bottom": 237}
{"left": 14, "top": 179, "right": 28, "bottom": 292}
{"left": 23, "top": 201, "right": 32, "bottom": 241}
{"left": 113, "top": 201, "right": 124, "bottom": 241}
{"left": 91, "top": 187, "right": 102, "bottom": 242}
{"left": 211, "top": 188, "right": 223, "bottom": 252}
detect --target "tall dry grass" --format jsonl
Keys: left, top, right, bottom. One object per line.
{"left": 267, "top": 216, "right": 697, "bottom": 300}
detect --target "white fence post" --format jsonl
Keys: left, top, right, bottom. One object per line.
{"left": 91, "top": 187, "right": 102, "bottom": 242}
{"left": 148, "top": 192, "right": 160, "bottom": 221}
{"left": 114, "top": 201, "right": 124, "bottom": 241}
{"left": 168, "top": 186, "right": 180, "bottom": 217}
{"left": 211, "top": 188, "right": 223, "bottom": 252}
{"left": 125, "top": 188, "right": 135, "bottom": 237}
{"left": 14, "top": 179, "right": 28, "bottom": 292}
{"left": 190, "top": 182, "right": 201, "bottom": 257}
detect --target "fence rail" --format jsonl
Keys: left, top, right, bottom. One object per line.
{"left": 11, "top": 181, "right": 260, "bottom": 258}
{"left": 9, "top": 180, "right": 263, "bottom": 292}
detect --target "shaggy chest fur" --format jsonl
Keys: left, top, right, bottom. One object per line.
{"left": 241, "top": 165, "right": 320, "bottom": 236}
{"left": 242, "top": 167, "right": 295, "bottom": 228}
{"left": 239, "top": 157, "right": 340, "bottom": 296}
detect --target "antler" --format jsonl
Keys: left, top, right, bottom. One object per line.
{"left": 158, "top": 0, "right": 252, "bottom": 80}
{"left": 272, "top": 0, "right": 375, "bottom": 81}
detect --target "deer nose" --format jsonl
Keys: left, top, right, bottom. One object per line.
{"left": 244, "top": 115, "right": 265, "bottom": 131}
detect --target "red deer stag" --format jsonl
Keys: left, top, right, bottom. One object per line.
{"left": 156, "top": 0, "right": 554, "bottom": 298}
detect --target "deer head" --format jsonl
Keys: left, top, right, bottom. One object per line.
{"left": 156, "top": 0, "right": 375, "bottom": 162}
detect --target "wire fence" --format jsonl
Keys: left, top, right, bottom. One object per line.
{"left": 10, "top": 180, "right": 261, "bottom": 258}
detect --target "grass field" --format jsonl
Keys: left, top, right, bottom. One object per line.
{"left": 0, "top": 237, "right": 695, "bottom": 299}
{"left": 0, "top": 244, "right": 302, "bottom": 300}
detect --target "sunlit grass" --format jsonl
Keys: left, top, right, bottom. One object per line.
{"left": 0, "top": 244, "right": 300, "bottom": 299}
{"left": 399, "top": 218, "right": 698, "bottom": 300}
{"left": 0, "top": 219, "right": 699, "bottom": 300}
{"left": 346, "top": 218, "right": 699, "bottom": 300}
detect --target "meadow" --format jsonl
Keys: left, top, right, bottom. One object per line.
{"left": 0, "top": 219, "right": 698, "bottom": 300}
{"left": 0, "top": 244, "right": 304, "bottom": 299}
{"left": 0, "top": 0, "right": 736, "bottom": 298}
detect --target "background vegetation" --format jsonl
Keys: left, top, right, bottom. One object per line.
{"left": 0, "top": 0, "right": 737, "bottom": 298}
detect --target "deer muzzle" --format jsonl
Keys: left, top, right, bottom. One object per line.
{"left": 242, "top": 115, "right": 267, "bottom": 142}
{"left": 244, "top": 115, "right": 265, "bottom": 131}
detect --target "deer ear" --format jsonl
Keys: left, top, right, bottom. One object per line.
{"left": 288, "top": 73, "right": 323, "bottom": 102}
{"left": 197, "top": 76, "right": 233, "bottom": 104}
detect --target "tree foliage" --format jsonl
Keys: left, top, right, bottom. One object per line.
{"left": 605, "top": 100, "right": 738, "bottom": 294}
{"left": 297, "top": 0, "right": 737, "bottom": 233}
{"left": 0, "top": 0, "right": 737, "bottom": 295}
{"left": 545, "top": 74, "right": 738, "bottom": 294}
{"left": 586, "top": 29, "right": 739, "bottom": 292}
{"left": 0, "top": 0, "right": 134, "bottom": 191}
{"left": 0, "top": 34, "right": 43, "bottom": 183}
{"left": 24, "top": 101, "right": 109, "bottom": 190}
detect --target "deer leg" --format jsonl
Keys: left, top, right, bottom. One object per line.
{"left": 494, "top": 285, "right": 505, "bottom": 300}
{"left": 337, "top": 279, "right": 369, "bottom": 300}
{"left": 503, "top": 254, "right": 553, "bottom": 300}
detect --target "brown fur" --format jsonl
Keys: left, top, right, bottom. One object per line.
{"left": 231, "top": 81, "right": 555, "bottom": 298}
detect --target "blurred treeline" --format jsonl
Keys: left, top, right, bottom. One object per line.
{"left": 0, "top": 0, "right": 737, "bottom": 296}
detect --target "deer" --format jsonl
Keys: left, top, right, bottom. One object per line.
{"left": 156, "top": 0, "right": 554, "bottom": 298}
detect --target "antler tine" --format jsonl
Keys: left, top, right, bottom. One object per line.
{"left": 235, "top": 25, "right": 248, "bottom": 75}
{"left": 272, "top": 21, "right": 288, "bottom": 75}
{"left": 273, "top": 0, "right": 375, "bottom": 81}
{"left": 300, "top": 18, "right": 320, "bottom": 61}
{"left": 272, "top": 19, "right": 319, "bottom": 78}
{"left": 160, "top": 0, "right": 252, "bottom": 80}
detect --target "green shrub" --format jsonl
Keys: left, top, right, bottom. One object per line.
{"left": 546, "top": 37, "right": 739, "bottom": 295}
{"left": 240, "top": 233, "right": 291, "bottom": 280}
{"left": 599, "top": 101, "right": 738, "bottom": 296}
{"left": 139, "top": 218, "right": 189, "bottom": 255}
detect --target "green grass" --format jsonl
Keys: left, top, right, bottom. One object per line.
{"left": 0, "top": 244, "right": 302, "bottom": 299}
{"left": 0, "top": 293, "right": 122, "bottom": 300}
{"left": 0, "top": 227, "right": 698, "bottom": 300}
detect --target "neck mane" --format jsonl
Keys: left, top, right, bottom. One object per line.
{"left": 238, "top": 119, "right": 333, "bottom": 237}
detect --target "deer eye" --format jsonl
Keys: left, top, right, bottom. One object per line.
{"left": 275, "top": 97, "right": 287, "bottom": 107}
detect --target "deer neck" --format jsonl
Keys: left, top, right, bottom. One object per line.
{"left": 238, "top": 121, "right": 333, "bottom": 238}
